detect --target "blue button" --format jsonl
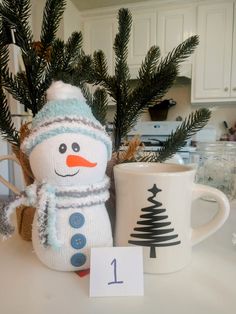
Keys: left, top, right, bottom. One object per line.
{"left": 69, "top": 213, "right": 85, "bottom": 228}
{"left": 71, "top": 234, "right": 86, "bottom": 249}
{"left": 71, "top": 253, "right": 86, "bottom": 267}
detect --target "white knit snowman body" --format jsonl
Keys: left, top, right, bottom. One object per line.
{"left": 0, "top": 81, "right": 113, "bottom": 271}
{"left": 32, "top": 204, "right": 112, "bottom": 270}
{"left": 30, "top": 132, "right": 112, "bottom": 271}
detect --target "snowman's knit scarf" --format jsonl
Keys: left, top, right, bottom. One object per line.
{"left": 0, "top": 176, "right": 110, "bottom": 250}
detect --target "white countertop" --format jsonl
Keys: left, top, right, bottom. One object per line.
{"left": 0, "top": 199, "right": 236, "bottom": 314}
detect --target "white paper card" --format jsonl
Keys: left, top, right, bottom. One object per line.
{"left": 89, "top": 247, "right": 144, "bottom": 297}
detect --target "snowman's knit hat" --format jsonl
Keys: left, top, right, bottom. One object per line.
{"left": 21, "top": 81, "right": 112, "bottom": 159}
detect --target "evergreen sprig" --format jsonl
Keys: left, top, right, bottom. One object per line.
{"left": 138, "top": 46, "right": 161, "bottom": 81}
{"left": 0, "top": 88, "right": 19, "bottom": 146}
{"left": 0, "top": 0, "right": 97, "bottom": 150}
{"left": 93, "top": 50, "right": 111, "bottom": 87}
{"left": 78, "top": 84, "right": 108, "bottom": 125}
{"left": 90, "top": 88, "right": 108, "bottom": 126}
{"left": 160, "top": 35, "right": 199, "bottom": 69}
{"left": 140, "top": 108, "right": 211, "bottom": 162}
{"left": 45, "top": 31, "right": 83, "bottom": 84}
{"left": 0, "top": 11, "right": 19, "bottom": 146}
{"left": 0, "top": 0, "right": 68, "bottom": 116}
{"left": 114, "top": 8, "right": 131, "bottom": 81}
{"left": 0, "top": 0, "right": 33, "bottom": 53}
{"left": 89, "top": 8, "right": 208, "bottom": 158}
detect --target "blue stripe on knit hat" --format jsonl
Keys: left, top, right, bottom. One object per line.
{"left": 22, "top": 97, "right": 112, "bottom": 159}
{"left": 22, "top": 125, "right": 112, "bottom": 160}
{"left": 32, "top": 99, "right": 98, "bottom": 128}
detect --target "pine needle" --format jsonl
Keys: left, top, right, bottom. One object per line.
{"left": 0, "top": 88, "right": 19, "bottom": 146}
{"left": 90, "top": 88, "right": 108, "bottom": 126}
{"left": 140, "top": 108, "right": 211, "bottom": 162}
{"left": 40, "top": 0, "right": 66, "bottom": 47}
{"left": 89, "top": 8, "right": 202, "bottom": 153}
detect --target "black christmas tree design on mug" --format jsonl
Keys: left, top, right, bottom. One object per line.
{"left": 129, "top": 184, "right": 181, "bottom": 258}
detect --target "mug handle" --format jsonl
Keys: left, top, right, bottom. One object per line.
{"left": 0, "top": 155, "right": 21, "bottom": 195}
{"left": 191, "top": 183, "right": 230, "bottom": 246}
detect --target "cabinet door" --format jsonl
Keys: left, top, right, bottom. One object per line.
{"left": 128, "top": 11, "right": 156, "bottom": 77}
{"left": 157, "top": 6, "right": 196, "bottom": 55}
{"left": 192, "top": 2, "right": 234, "bottom": 101}
{"left": 83, "top": 17, "right": 116, "bottom": 75}
{"left": 231, "top": 3, "right": 236, "bottom": 98}
{"left": 157, "top": 6, "right": 196, "bottom": 77}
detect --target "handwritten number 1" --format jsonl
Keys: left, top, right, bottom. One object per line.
{"left": 108, "top": 258, "right": 124, "bottom": 285}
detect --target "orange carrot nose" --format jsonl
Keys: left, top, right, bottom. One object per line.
{"left": 66, "top": 155, "right": 97, "bottom": 168}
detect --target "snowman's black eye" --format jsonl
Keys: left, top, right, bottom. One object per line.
{"left": 72, "top": 142, "right": 80, "bottom": 152}
{"left": 59, "top": 143, "right": 67, "bottom": 154}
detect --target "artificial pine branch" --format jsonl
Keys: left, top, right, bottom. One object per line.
{"left": 74, "top": 53, "right": 94, "bottom": 84}
{"left": 80, "top": 84, "right": 93, "bottom": 105}
{"left": 0, "top": 0, "right": 33, "bottom": 53}
{"left": 0, "top": 0, "right": 91, "bottom": 135}
{"left": 89, "top": 8, "right": 205, "bottom": 157}
{"left": 0, "top": 29, "right": 9, "bottom": 70}
{"left": 90, "top": 88, "right": 108, "bottom": 126}
{"left": 64, "top": 32, "right": 83, "bottom": 68}
{"left": 40, "top": 0, "right": 66, "bottom": 48}
{"left": 161, "top": 36, "right": 199, "bottom": 69}
{"left": 138, "top": 46, "right": 161, "bottom": 81}
{"left": 140, "top": 108, "right": 211, "bottom": 162}
{"left": 112, "top": 9, "right": 132, "bottom": 151}
{"left": 114, "top": 8, "right": 131, "bottom": 81}
{"left": 93, "top": 50, "right": 111, "bottom": 86}
{"left": 0, "top": 88, "right": 19, "bottom": 146}
{"left": 0, "top": 0, "right": 95, "bottom": 161}
{"left": 45, "top": 31, "right": 83, "bottom": 85}
{"left": 0, "top": 10, "right": 19, "bottom": 146}
{"left": 124, "top": 62, "right": 177, "bottom": 138}
{"left": 1, "top": 70, "right": 32, "bottom": 110}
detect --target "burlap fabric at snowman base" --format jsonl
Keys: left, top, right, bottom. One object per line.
{"left": 15, "top": 205, "right": 35, "bottom": 241}
{"left": 12, "top": 123, "right": 35, "bottom": 241}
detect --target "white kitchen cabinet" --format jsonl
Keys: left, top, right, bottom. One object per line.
{"left": 157, "top": 5, "right": 196, "bottom": 77}
{"left": 84, "top": 11, "right": 157, "bottom": 78}
{"left": 191, "top": 1, "right": 236, "bottom": 103}
{"left": 127, "top": 11, "right": 156, "bottom": 78}
{"left": 82, "top": 3, "right": 197, "bottom": 80}
{"left": 157, "top": 6, "right": 196, "bottom": 54}
{"left": 83, "top": 17, "right": 116, "bottom": 75}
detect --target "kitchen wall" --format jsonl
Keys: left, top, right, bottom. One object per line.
{"left": 106, "top": 81, "right": 236, "bottom": 140}
{"left": 166, "top": 84, "right": 236, "bottom": 140}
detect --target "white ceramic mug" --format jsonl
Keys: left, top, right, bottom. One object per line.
{"left": 114, "top": 162, "right": 230, "bottom": 274}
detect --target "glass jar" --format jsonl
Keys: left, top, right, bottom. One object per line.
{"left": 191, "top": 142, "right": 236, "bottom": 200}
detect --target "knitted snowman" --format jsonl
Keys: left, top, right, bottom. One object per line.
{"left": 0, "top": 81, "right": 113, "bottom": 271}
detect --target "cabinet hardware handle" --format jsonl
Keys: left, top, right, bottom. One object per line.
{"left": 224, "top": 87, "right": 229, "bottom": 92}
{"left": 232, "top": 87, "right": 236, "bottom": 91}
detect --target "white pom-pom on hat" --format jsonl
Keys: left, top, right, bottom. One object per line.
{"left": 46, "top": 81, "right": 85, "bottom": 102}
